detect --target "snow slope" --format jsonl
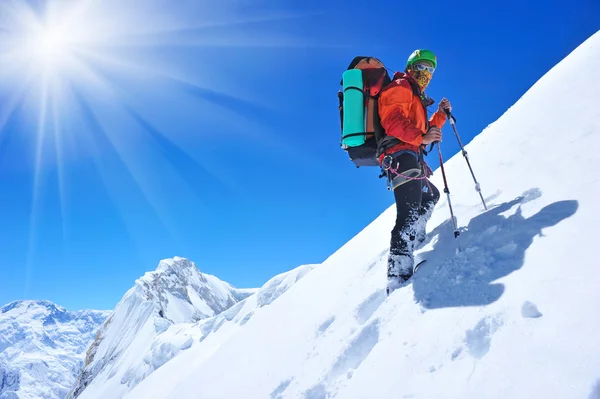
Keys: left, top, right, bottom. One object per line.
{"left": 0, "top": 300, "right": 108, "bottom": 399}
{"left": 68, "top": 257, "right": 261, "bottom": 399}
{"left": 123, "top": 30, "right": 600, "bottom": 399}
{"left": 116, "top": 263, "right": 317, "bottom": 394}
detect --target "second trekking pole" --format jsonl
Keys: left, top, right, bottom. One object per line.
{"left": 436, "top": 141, "right": 461, "bottom": 252}
{"left": 444, "top": 110, "right": 488, "bottom": 210}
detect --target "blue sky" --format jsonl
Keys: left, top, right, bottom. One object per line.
{"left": 0, "top": 0, "right": 598, "bottom": 311}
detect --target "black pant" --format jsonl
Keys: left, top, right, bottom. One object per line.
{"left": 388, "top": 153, "right": 440, "bottom": 279}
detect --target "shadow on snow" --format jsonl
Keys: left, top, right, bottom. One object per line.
{"left": 412, "top": 188, "right": 578, "bottom": 309}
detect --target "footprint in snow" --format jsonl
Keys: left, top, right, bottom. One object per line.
{"left": 355, "top": 290, "right": 386, "bottom": 324}
{"left": 303, "top": 320, "right": 381, "bottom": 398}
{"left": 329, "top": 320, "right": 380, "bottom": 379}
{"left": 270, "top": 378, "right": 293, "bottom": 399}
{"left": 304, "top": 383, "right": 328, "bottom": 399}
{"left": 316, "top": 316, "right": 335, "bottom": 336}
{"left": 465, "top": 316, "right": 503, "bottom": 359}
{"left": 451, "top": 347, "right": 462, "bottom": 361}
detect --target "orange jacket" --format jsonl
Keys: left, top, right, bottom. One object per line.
{"left": 378, "top": 72, "right": 447, "bottom": 163}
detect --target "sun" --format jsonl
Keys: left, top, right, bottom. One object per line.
{"left": 0, "top": 0, "right": 309, "bottom": 297}
{"left": 30, "top": 26, "right": 70, "bottom": 66}
{"left": 0, "top": 0, "right": 303, "bottom": 194}
{"left": 4, "top": 3, "right": 70, "bottom": 67}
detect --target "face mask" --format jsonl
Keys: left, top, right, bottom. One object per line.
{"left": 410, "top": 69, "right": 433, "bottom": 90}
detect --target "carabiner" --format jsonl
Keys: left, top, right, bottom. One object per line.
{"left": 382, "top": 155, "right": 394, "bottom": 171}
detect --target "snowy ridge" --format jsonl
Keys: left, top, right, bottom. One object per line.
{"left": 0, "top": 300, "right": 108, "bottom": 399}
{"left": 125, "top": 263, "right": 318, "bottom": 393}
{"left": 69, "top": 257, "right": 261, "bottom": 399}
{"left": 118, "top": 30, "right": 600, "bottom": 399}
{"left": 70, "top": 262, "right": 316, "bottom": 399}
{"left": 257, "top": 263, "right": 317, "bottom": 307}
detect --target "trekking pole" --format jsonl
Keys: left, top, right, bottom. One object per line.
{"left": 436, "top": 141, "right": 461, "bottom": 252}
{"left": 444, "top": 110, "right": 488, "bottom": 210}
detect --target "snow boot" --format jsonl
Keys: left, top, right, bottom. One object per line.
{"left": 386, "top": 253, "right": 414, "bottom": 295}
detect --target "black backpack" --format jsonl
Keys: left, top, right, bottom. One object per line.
{"left": 338, "top": 56, "right": 392, "bottom": 168}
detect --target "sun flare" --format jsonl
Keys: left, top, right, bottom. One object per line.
{"left": 30, "top": 27, "right": 70, "bottom": 66}
{"left": 0, "top": 0, "right": 303, "bottom": 296}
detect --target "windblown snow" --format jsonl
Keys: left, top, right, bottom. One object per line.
{"left": 107, "top": 30, "right": 599, "bottom": 399}
{"left": 0, "top": 300, "right": 109, "bottom": 399}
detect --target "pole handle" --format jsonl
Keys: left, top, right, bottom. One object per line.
{"left": 444, "top": 108, "right": 456, "bottom": 123}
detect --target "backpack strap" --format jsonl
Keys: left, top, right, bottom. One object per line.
{"left": 372, "top": 96, "right": 385, "bottom": 144}
{"left": 404, "top": 77, "right": 438, "bottom": 156}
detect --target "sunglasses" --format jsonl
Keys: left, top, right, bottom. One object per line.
{"left": 413, "top": 63, "right": 435, "bottom": 73}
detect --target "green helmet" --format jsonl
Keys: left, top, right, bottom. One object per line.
{"left": 406, "top": 49, "right": 437, "bottom": 69}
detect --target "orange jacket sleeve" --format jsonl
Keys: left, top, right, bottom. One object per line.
{"left": 429, "top": 109, "right": 447, "bottom": 129}
{"left": 378, "top": 81, "right": 425, "bottom": 147}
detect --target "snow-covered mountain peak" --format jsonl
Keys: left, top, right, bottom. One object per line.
{"left": 132, "top": 256, "right": 253, "bottom": 323}
{"left": 0, "top": 300, "right": 105, "bottom": 329}
{"left": 68, "top": 260, "right": 317, "bottom": 399}
{"left": 150, "top": 256, "right": 196, "bottom": 278}
{"left": 68, "top": 256, "right": 256, "bottom": 399}
{"left": 0, "top": 300, "right": 109, "bottom": 399}
{"left": 153, "top": 256, "right": 191, "bottom": 272}
{"left": 1, "top": 299, "right": 66, "bottom": 319}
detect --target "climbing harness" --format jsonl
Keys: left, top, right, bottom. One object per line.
{"left": 382, "top": 154, "right": 429, "bottom": 191}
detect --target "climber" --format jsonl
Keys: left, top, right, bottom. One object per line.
{"left": 376, "top": 49, "right": 451, "bottom": 294}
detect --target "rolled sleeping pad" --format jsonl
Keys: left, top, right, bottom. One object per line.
{"left": 342, "top": 69, "right": 365, "bottom": 148}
